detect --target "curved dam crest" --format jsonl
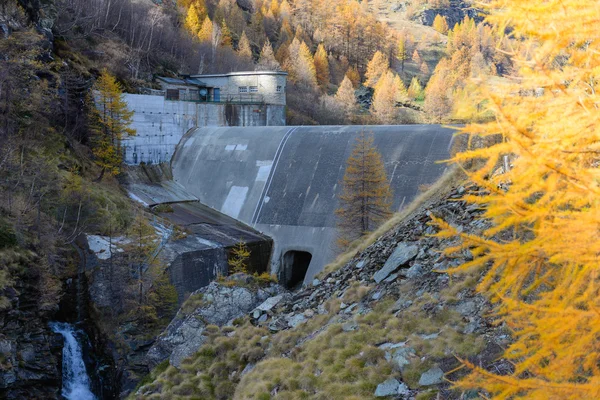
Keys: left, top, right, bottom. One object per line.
{"left": 171, "top": 125, "right": 455, "bottom": 286}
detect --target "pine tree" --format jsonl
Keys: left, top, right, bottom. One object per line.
{"left": 434, "top": 1, "right": 600, "bottom": 398}
{"left": 420, "top": 61, "right": 430, "bottom": 75}
{"left": 228, "top": 241, "right": 251, "bottom": 274}
{"left": 335, "top": 75, "right": 357, "bottom": 118}
{"left": 220, "top": 19, "right": 233, "bottom": 47}
{"left": 198, "top": 16, "right": 213, "bottom": 42}
{"left": 257, "top": 39, "right": 280, "bottom": 70}
{"left": 432, "top": 14, "right": 449, "bottom": 34}
{"left": 314, "top": 43, "right": 330, "bottom": 90}
{"left": 364, "top": 50, "right": 389, "bottom": 88}
{"left": 336, "top": 132, "right": 392, "bottom": 247}
{"left": 371, "top": 71, "right": 397, "bottom": 124}
{"left": 237, "top": 31, "right": 253, "bottom": 62}
{"left": 90, "top": 70, "right": 135, "bottom": 180}
{"left": 407, "top": 76, "right": 424, "bottom": 101}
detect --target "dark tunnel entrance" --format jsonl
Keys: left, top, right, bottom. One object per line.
{"left": 281, "top": 250, "right": 312, "bottom": 290}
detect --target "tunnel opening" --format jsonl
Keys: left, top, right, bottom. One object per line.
{"left": 281, "top": 250, "right": 312, "bottom": 290}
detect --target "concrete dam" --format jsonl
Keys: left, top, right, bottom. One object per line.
{"left": 170, "top": 125, "right": 456, "bottom": 287}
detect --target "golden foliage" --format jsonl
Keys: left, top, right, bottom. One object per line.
{"left": 89, "top": 70, "right": 135, "bottom": 179}
{"left": 432, "top": 14, "right": 449, "bottom": 35}
{"left": 435, "top": 1, "right": 600, "bottom": 398}
{"left": 228, "top": 241, "right": 251, "bottom": 274}
{"left": 364, "top": 50, "right": 389, "bottom": 88}
{"left": 314, "top": 43, "right": 330, "bottom": 89}
{"left": 336, "top": 132, "right": 392, "bottom": 247}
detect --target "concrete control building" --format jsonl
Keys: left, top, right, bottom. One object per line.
{"left": 157, "top": 71, "right": 287, "bottom": 106}
{"left": 121, "top": 71, "right": 287, "bottom": 165}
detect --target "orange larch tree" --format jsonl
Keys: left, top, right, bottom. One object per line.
{"left": 435, "top": 1, "right": 600, "bottom": 398}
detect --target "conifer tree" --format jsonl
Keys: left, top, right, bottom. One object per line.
{"left": 435, "top": 1, "right": 600, "bottom": 398}
{"left": 184, "top": 3, "right": 205, "bottom": 35}
{"left": 364, "top": 50, "right": 389, "bottom": 88}
{"left": 397, "top": 36, "right": 408, "bottom": 71}
{"left": 420, "top": 61, "right": 429, "bottom": 75}
{"left": 432, "top": 14, "right": 449, "bottom": 34}
{"left": 220, "top": 19, "right": 233, "bottom": 47}
{"left": 371, "top": 71, "right": 397, "bottom": 124}
{"left": 90, "top": 70, "right": 135, "bottom": 180}
{"left": 314, "top": 43, "right": 330, "bottom": 90}
{"left": 336, "top": 132, "right": 392, "bottom": 247}
{"left": 257, "top": 39, "right": 280, "bottom": 70}
{"left": 346, "top": 66, "right": 361, "bottom": 88}
{"left": 412, "top": 49, "right": 421, "bottom": 65}
{"left": 407, "top": 76, "right": 424, "bottom": 101}
{"left": 424, "top": 62, "right": 452, "bottom": 122}
{"left": 335, "top": 75, "right": 357, "bottom": 118}
{"left": 392, "top": 74, "right": 408, "bottom": 103}
{"left": 198, "top": 16, "right": 213, "bottom": 42}
{"left": 237, "top": 31, "right": 253, "bottom": 62}
{"left": 228, "top": 241, "right": 251, "bottom": 274}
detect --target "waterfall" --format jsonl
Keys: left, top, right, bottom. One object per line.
{"left": 50, "top": 322, "right": 97, "bottom": 400}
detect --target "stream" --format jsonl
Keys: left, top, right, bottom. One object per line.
{"left": 50, "top": 322, "right": 97, "bottom": 400}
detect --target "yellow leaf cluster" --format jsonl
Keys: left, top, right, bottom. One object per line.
{"left": 435, "top": 1, "right": 600, "bottom": 398}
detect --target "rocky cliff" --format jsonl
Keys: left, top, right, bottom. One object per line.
{"left": 133, "top": 183, "right": 510, "bottom": 399}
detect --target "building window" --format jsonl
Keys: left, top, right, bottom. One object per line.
{"left": 249, "top": 86, "right": 259, "bottom": 93}
{"left": 239, "top": 86, "right": 248, "bottom": 93}
{"left": 276, "top": 85, "right": 283, "bottom": 92}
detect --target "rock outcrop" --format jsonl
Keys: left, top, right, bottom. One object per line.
{"left": 147, "top": 274, "right": 286, "bottom": 368}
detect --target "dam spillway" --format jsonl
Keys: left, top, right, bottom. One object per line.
{"left": 171, "top": 125, "right": 456, "bottom": 286}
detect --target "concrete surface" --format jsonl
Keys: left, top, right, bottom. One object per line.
{"left": 171, "top": 125, "right": 456, "bottom": 283}
{"left": 121, "top": 94, "right": 286, "bottom": 165}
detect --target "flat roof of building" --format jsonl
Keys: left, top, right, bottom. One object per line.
{"left": 189, "top": 71, "right": 288, "bottom": 79}
{"left": 157, "top": 76, "right": 208, "bottom": 86}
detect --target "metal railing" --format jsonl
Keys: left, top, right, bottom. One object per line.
{"left": 178, "top": 93, "right": 265, "bottom": 104}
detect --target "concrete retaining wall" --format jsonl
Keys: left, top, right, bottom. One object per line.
{"left": 122, "top": 94, "right": 286, "bottom": 165}
{"left": 171, "top": 125, "right": 456, "bottom": 283}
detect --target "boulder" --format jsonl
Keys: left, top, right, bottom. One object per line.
{"left": 373, "top": 243, "right": 419, "bottom": 283}
{"left": 374, "top": 378, "right": 409, "bottom": 397}
{"left": 419, "top": 366, "right": 444, "bottom": 386}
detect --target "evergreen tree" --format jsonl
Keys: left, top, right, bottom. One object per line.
{"left": 432, "top": 14, "right": 449, "bottom": 34}
{"left": 257, "top": 39, "right": 280, "bottom": 70}
{"left": 335, "top": 75, "right": 357, "bottom": 118}
{"left": 336, "top": 132, "right": 392, "bottom": 247}
{"left": 364, "top": 50, "right": 389, "bottom": 88}
{"left": 90, "top": 70, "right": 135, "bottom": 180}
{"left": 314, "top": 43, "right": 330, "bottom": 90}
{"left": 228, "top": 241, "right": 251, "bottom": 274}
{"left": 237, "top": 31, "right": 253, "bottom": 62}
{"left": 198, "top": 15, "right": 213, "bottom": 42}
{"left": 420, "top": 61, "right": 430, "bottom": 75}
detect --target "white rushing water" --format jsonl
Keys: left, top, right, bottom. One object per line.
{"left": 50, "top": 322, "right": 97, "bottom": 400}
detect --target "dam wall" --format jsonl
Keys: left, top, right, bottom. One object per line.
{"left": 171, "top": 125, "right": 456, "bottom": 285}
{"left": 121, "top": 94, "right": 286, "bottom": 165}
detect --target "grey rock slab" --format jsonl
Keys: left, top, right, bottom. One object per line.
{"left": 373, "top": 243, "right": 419, "bottom": 283}
{"left": 405, "top": 263, "right": 425, "bottom": 279}
{"left": 419, "top": 366, "right": 444, "bottom": 386}
{"left": 374, "top": 378, "right": 401, "bottom": 397}
{"left": 287, "top": 314, "right": 307, "bottom": 328}
{"left": 254, "top": 294, "right": 284, "bottom": 313}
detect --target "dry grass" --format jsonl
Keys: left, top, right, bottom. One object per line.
{"left": 321, "top": 166, "right": 466, "bottom": 277}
